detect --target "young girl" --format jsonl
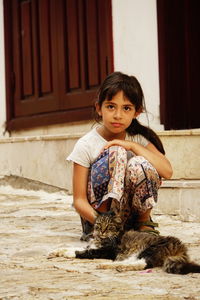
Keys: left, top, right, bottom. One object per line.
{"left": 67, "top": 72, "right": 173, "bottom": 240}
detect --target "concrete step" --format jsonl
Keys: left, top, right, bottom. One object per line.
{"left": 0, "top": 129, "right": 199, "bottom": 191}
{"left": 156, "top": 180, "right": 200, "bottom": 222}
{"left": 0, "top": 130, "right": 199, "bottom": 221}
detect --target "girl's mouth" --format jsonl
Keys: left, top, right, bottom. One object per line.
{"left": 111, "top": 123, "right": 123, "bottom": 128}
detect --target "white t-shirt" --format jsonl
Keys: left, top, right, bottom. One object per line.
{"left": 67, "top": 127, "right": 149, "bottom": 168}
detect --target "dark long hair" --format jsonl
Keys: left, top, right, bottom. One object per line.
{"left": 95, "top": 72, "right": 165, "bottom": 154}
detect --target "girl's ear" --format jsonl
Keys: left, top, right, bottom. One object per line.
{"left": 134, "top": 107, "right": 143, "bottom": 119}
{"left": 95, "top": 102, "right": 102, "bottom": 116}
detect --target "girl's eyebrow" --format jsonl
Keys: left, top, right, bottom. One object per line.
{"left": 104, "top": 100, "right": 134, "bottom": 106}
{"left": 104, "top": 100, "right": 115, "bottom": 104}
{"left": 122, "top": 104, "right": 134, "bottom": 107}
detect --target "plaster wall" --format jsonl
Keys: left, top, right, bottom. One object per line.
{"left": 112, "top": 0, "right": 162, "bottom": 129}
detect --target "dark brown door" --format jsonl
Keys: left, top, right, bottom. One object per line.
{"left": 57, "top": 0, "right": 112, "bottom": 110}
{"left": 157, "top": 0, "right": 200, "bottom": 130}
{"left": 12, "top": 0, "right": 60, "bottom": 117}
{"left": 4, "top": 0, "right": 113, "bottom": 131}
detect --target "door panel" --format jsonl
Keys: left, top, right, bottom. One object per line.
{"left": 13, "top": 0, "right": 59, "bottom": 117}
{"left": 58, "top": 0, "right": 113, "bottom": 110}
{"left": 4, "top": 0, "right": 113, "bottom": 130}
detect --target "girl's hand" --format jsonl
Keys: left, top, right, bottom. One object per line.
{"left": 103, "top": 139, "right": 173, "bottom": 179}
{"left": 103, "top": 139, "right": 133, "bottom": 151}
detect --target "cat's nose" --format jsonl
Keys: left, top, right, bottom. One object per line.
{"left": 100, "top": 234, "right": 106, "bottom": 238}
{"left": 93, "top": 232, "right": 97, "bottom": 238}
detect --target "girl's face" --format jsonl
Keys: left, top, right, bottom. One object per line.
{"left": 96, "top": 90, "right": 140, "bottom": 136}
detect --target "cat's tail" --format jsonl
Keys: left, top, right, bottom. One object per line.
{"left": 163, "top": 257, "right": 200, "bottom": 274}
{"left": 181, "top": 262, "right": 200, "bottom": 274}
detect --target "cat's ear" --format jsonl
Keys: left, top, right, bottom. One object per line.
{"left": 114, "top": 214, "right": 123, "bottom": 224}
{"left": 108, "top": 210, "right": 122, "bottom": 223}
{"left": 114, "top": 217, "right": 122, "bottom": 224}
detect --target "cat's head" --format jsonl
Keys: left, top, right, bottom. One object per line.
{"left": 93, "top": 211, "right": 123, "bottom": 247}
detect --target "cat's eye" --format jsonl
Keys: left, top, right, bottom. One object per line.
{"left": 94, "top": 224, "right": 100, "bottom": 230}
{"left": 109, "top": 225, "right": 116, "bottom": 231}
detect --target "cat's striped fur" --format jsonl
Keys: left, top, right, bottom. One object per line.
{"left": 75, "top": 212, "right": 200, "bottom": 274}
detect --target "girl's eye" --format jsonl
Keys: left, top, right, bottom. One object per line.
{"left": 124, "top": 106, "right": 131, "bottom": 111}
{"left": 106, "top": 105, "right": 115, "bottom": 110}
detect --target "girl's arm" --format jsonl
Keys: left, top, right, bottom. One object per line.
{"left": 73, "top": 162, "right": 97, "bottom": 224}
{"left": 104, "top": 140, "right": 173, "bottom": 179}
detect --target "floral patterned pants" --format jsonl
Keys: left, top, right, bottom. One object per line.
{"left": 87, "top": 146, "right": 161, "bottom": 225}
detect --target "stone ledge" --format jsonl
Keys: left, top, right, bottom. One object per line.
{"left": 161, "top": 179, "right": 200, "bottom": 188}
{"left": 157, "top": 129, "right": 200, "bottom": 136}
{"left": 0, "top": 131, "right": 199, "bottom": 190}
{"left": 0, "top": 133, "right": 84, "bottom": 144}
{"left": 0, "top": 128, "right": 199, "bottom": 144}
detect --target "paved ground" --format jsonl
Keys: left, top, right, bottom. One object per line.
{"left": 0, "top": 185, "right": 200, "bottom": 300}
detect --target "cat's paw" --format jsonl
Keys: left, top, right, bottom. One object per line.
{"left": 75, "top": 248, "right": 96, "bottom": 259}
{"left": 97, "top": 262, "right": 116, "bottom": 270}
{"left": 97, "top": 257, "right": 147, "bottom": 272}
{"left": 47, "top": 248, "right": 76, "bottom": 259}
{"left": 75, "top": 250, "right": 86, "bottom": 258}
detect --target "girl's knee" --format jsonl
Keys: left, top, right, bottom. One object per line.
{"left": 127, "top": 156, "right": 160, "bottom": 182}
{"left": 108, "top": 146, "right": 128, "bottom": 166}
{"left": 127, "top": 155, "right": 146, "bottom": 169}
{"left": 108, "top": 145, "right": 127, "bottom": 155}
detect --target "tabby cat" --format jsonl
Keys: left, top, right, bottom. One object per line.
{"left": 75, "top": 212, "right": 200, "bottom": 274}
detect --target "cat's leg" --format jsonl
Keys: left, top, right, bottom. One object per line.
{"left": 47, "top": 245, "right": 87, "bottom": 259}
{"left": 138, "top": 244, "right": 163, "bottom": 269}
{"left": 48, "top": 243, "right": 100, "bottom": 259}
{"left": 98, "top": 252, "right": 147, "bottom": 271}
{"left": 76, "top": 245, "right": 116, "bottom": 260}
{"left": 138, "top": 237, "right": 173, "bottom": 269}
{"left": 75, "top": 247, "right": 111, "bottom": 259}
{"left": 47, "top": 234, "right": 100, "bottom": 259}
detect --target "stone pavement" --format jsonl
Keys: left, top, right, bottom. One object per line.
{"left": 0, "top": 185, "right": 200, "bottom": 300}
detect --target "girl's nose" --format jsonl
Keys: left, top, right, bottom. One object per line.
{"left": 114, "top": 109, "right": 122, "bottom": 119}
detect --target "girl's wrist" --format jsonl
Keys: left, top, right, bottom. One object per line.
{"left": 93, "top": 210, "right": 101, "bottom": 223}
{"left": 129, "top": 141, "right": 137, "bottom": 152}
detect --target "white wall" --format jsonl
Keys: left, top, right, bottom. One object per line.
{"left": 112, "top": 0, "right": 163, "bottom": 129}
{"left": 0, "top": 0, "right": 6, "bottom": 136}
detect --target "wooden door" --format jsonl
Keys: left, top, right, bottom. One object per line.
{"left": 4, "top": 0, "right": 113, "bottom": 131}
{"left": 157, "top": 0, "right": 200, "bottom": 129}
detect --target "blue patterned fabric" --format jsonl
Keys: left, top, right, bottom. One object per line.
{"left": 90, "top": 149, "right": 110, "bottom": 207}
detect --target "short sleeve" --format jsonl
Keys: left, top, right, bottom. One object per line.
{"left": 66, "top": 139, "right": 91, "bottom": 168}
{"left": 135, "top": 134, "right": 149, "bottom": 147}
{"left": 127, "top": 133, "right": 149, "bottom": 147}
